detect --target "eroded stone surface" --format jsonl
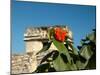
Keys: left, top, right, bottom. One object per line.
{"left": 11, "top": 26, "right": 72, "bottom": 74}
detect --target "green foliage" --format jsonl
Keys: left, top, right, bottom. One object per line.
{"left": 52, "top": 37, "right": 71, "bottom": 63}
{"left": 37, "top": 41, "right": 51, "bottom": 54}
{"left": 34, "top": 29, "right": 96, "bottom": 73}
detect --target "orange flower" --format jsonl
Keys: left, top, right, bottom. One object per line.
{"left": 54, "top": 27, "right": 67, "bottom": 42}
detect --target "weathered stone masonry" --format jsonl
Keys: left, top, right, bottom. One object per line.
{"left": 11, "top": 26, "right": 72, "bottom": 74}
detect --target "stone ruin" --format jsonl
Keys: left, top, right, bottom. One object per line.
{"left": 11, "top": 25, "right": 72, "bottom": 74}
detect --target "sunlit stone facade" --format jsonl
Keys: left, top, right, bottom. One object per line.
{"left": 11, "top": 26, "right": 72, "bottom": 74}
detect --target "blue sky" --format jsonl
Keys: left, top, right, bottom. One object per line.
{"left": 12, "top": 0, "right": 96, "bottom": 54}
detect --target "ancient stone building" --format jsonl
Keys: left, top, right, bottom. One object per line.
{"left": 11, "top": 26, "right": 72, "bottom": 74}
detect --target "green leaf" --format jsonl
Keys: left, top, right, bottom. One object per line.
{"left": 71, "top": 45, "right": 79, "bottom": 55}
{"left": 85, "top": 53, "right": 96, "bottom": 69}
{"left": 86, "top": 32, "right": 96, "bottom": 43}
{"left": 65, "top": 39, "right": 78, "bottom": 55}
{"left": 80, "top": 40, "right": 84, "bottom": 45}
{"left": 77, "top": 46, "right": 82, "bottom": 50}
{"left": 48, "top": 67, "right": 56, "bottom": 72}
{"left": 35, "top": 63, "right": 50, "bottom": 73}
{"left": 71, "top": 53, "right": 89, "bottom": 70}
{"left": 53, "top": 54, "right": 69, "bottom": 71}
{"left": 47, "top": 28, "right": 54, "bottom": 40}
{"left": 40, "top": 50, "right": 59, "bottom": 63}
{"left": 60, "top": 53, "right": 77, "bottom": 70}
{"left": 37, "top": 42, "right": 51, "bottom": 54}
{"left": 76, "top": 59, "right": 89, "bottom": 70}
{"left": 53, "top": 53, "right": 77, "bottom": 71}
{"left": 52, "top": 38, "right": 71, "bottom": 63}
{"left": 80, "top": 39, "right": 88, "bottom": 46}
{"left": 79, "top": 45, "right": 93, "bottom": 60}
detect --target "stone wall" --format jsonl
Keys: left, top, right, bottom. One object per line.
{"left": 11, "top": 26, "right": 72, "bottom": 74}
{"left": 11, "top": 51, "right": 53, "bottom": 74}
{"left": 12, "top": 54, "right": 30, "bottom": 74}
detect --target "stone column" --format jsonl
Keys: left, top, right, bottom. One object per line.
{"left": 25, "top": 40, "right": 43, "bottom": 53}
